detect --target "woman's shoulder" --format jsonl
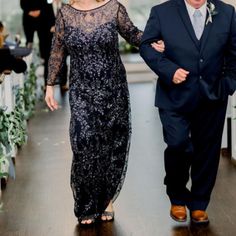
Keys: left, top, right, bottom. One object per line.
{"left": 57, "top": 3, "right": 74, "bottom": 17}
{"left": 115, "top": 0, "right": 128, "bottom": 12}
{"left": 115, "top": 0, "right": 125, "bottom": 7}
{"left": 60, "top": 3, "right": 71, "bottom": 11}
{"left": 100, "top": 0, "right": 124, "bottom": 11}
{"left": 100, "top": 0, "right": 121, "bottom": 11}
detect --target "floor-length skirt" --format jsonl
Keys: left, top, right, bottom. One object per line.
{"left": 69, "top": 83, "right": 131, "bottom": 220}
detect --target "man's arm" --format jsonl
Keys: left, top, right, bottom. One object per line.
{"left": 221, "top": 7, "right": 236, "bottom": 96}
{"left": 140, "top": 7, "right": 181, "bottom": 86}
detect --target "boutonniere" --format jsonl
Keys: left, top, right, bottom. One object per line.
{"left": 206, "top": 2, "right": 218, "bottom": 25}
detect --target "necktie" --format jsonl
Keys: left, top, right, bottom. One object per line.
{"left": 192, "top": 9, "right": 204, "bottom": 40}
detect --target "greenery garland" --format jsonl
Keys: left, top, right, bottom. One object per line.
{"left": 0, "top": 62, "right": 38, "bottom": 181}
{"left": 0, "top": 107, "right": 12, "bottom": 183}
{"left": 23, "top": 63, "right": 37, "bottom": 119}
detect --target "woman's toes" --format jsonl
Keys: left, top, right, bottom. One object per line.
{"left": 81, "top": 219, "right": 92, "bottom": 224}
{"left": 87, "top": 219, "right": 92, "bottom": 224}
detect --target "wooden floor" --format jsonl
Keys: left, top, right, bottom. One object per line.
{"left": 1, "top": 83, "right": 236, "bottom": 236}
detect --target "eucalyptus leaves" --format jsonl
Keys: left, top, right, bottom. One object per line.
{"left": 24, "top": 63, "right": 37, "bottom": 119}
{"left": 0, "top": 62, "right": 38, "bottom": 184}
{"left": 0, "top": 107, "right": 16, "bottom": 183}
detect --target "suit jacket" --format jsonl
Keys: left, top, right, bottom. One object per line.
{"left": 20, "top": 0, "right": 55, "bottom": 30}
{"left": 20, "top": 0, "right": 43, "bottom": 14}
{"left": 41, "top": 1, "right": 55, "bottom": 31}
{"left": 140, "top": 0, "right": 236, "bottom": 112}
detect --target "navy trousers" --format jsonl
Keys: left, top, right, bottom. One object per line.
{"left": 159, "top": 99, "right": 228, "bottom": 210}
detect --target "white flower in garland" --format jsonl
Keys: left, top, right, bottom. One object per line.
{"left": 206, "top": 1, "right": 218, "bottom": 25}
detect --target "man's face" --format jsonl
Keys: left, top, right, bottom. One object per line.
{"left": 186, "top": 0, "right": 206, "bottom": 9}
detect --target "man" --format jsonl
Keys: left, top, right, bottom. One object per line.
{"left": 20, "top": 0, "right": 43, "bottom": 49}
{"left": 140, "top": 0, "right": 236, "bottom": 225}
{"left": 20, "top": 0, "right": 55, "bottom": 87}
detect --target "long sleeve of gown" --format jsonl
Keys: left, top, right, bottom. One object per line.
{"left": 117, "top": 3, "right": 142, "bottom": 47}
{"left": 47, "top": 9, "right": 67, "bottom": 86}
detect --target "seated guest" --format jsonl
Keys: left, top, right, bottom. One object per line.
{"left": 0, "top": 22, "right": 8, "bottom": 48}
{"left": 0, "top": 48, "right": 27, "bottom": 75}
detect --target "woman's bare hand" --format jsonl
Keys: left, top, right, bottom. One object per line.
{"left": 45, "top": 86, "right": 59, "bottom": 111}
{"left": 151, "top": 40, "right": 165, "bottom": 53}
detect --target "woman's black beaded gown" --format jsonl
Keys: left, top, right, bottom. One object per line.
{"left": 47, "top": 0, "right": 142, "bottom": 220}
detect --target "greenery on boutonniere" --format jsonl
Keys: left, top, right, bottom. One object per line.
{"left": 206, "top": 1, "right": 218, "bottom": 25}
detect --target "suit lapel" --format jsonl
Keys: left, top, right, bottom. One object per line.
{"left": 200, "top": 0, "right": 217, "bottom": 53}
{"left": 199, "top": 17, "right": 213, "bottom": 53}
{"left": 176, "top": 0, "right": 200, "bottom": 50}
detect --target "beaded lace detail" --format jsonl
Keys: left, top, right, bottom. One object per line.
{"left": 47, "top": 0, "right": 142, "bottom": 220}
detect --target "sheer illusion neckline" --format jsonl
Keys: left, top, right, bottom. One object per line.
{"left": 68, "top": 0, "right": 113, "bottom": 12}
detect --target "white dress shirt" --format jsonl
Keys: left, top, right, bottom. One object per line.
{"left": 184, "top": 0, "right": 207, "bottom": 30}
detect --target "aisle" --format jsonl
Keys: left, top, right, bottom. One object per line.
{"left": 1, "top": 83, "right": 236, "bottom": 236}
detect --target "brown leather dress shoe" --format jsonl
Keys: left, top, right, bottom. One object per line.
{"left": 191, "top": 210, "right": 209, "bottom": 225}
{"left": 170, "top": 205, "right": 187, "bottom": 222}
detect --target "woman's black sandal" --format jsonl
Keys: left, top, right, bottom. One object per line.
{"left": 101, "top": 211, "right": 115, "bottom": 222}
{"left": 79, "top": 216, "right": 96, "bottom": 227}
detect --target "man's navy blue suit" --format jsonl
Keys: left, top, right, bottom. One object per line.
{"left": 140, "top": 0, "right": 236, "bottom": 210}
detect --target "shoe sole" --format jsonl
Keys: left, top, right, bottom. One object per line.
{"left": 170, "top": 213, "right": 187, "bottom": 222}
{"left": 78, "top": 218, "right": 97, "bottom": 227}
{"left": 79, "top": 221, "right": 96, "bottom": 228}
{"left": 191, "top": 218, "right": 209, "bottom": 226}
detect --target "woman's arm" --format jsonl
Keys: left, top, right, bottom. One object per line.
{"left": 117, "top": 3, "right": 165, "bottom": 52}
{"left": 45, "top": 9, "right": 67, "bottom": 111}
{"left": 117, "top": 3, "right": 142, "bottom": 47}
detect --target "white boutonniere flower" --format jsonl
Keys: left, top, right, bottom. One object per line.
{"left": 206, "top": 2, "right": 218, "bottom": 25}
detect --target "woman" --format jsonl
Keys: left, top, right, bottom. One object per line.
{"left": 45, "top": 0, "right": 164, "bottom": 226}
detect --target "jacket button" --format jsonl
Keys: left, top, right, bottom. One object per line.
{"left": 200, "top": 59, "right": 204, "bottom": 63}
{"left": 199, "top": 76, "right": 202, "bottom": 79}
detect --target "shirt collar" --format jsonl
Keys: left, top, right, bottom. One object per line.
{"left": 184, "top": 0, "right": 207, "bottom": 18}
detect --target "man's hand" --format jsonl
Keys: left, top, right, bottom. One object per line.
{"left": 45, "top": 86, "right": 59, "bottom": 111}
{"left": 28, "top": 10, "right": 41, "bottom": 18}
{"left": 173, "top": 68, "right": 189, "bottom": 84}
{"left": 151, "top": 40, "right": 165, "bottom": 53}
